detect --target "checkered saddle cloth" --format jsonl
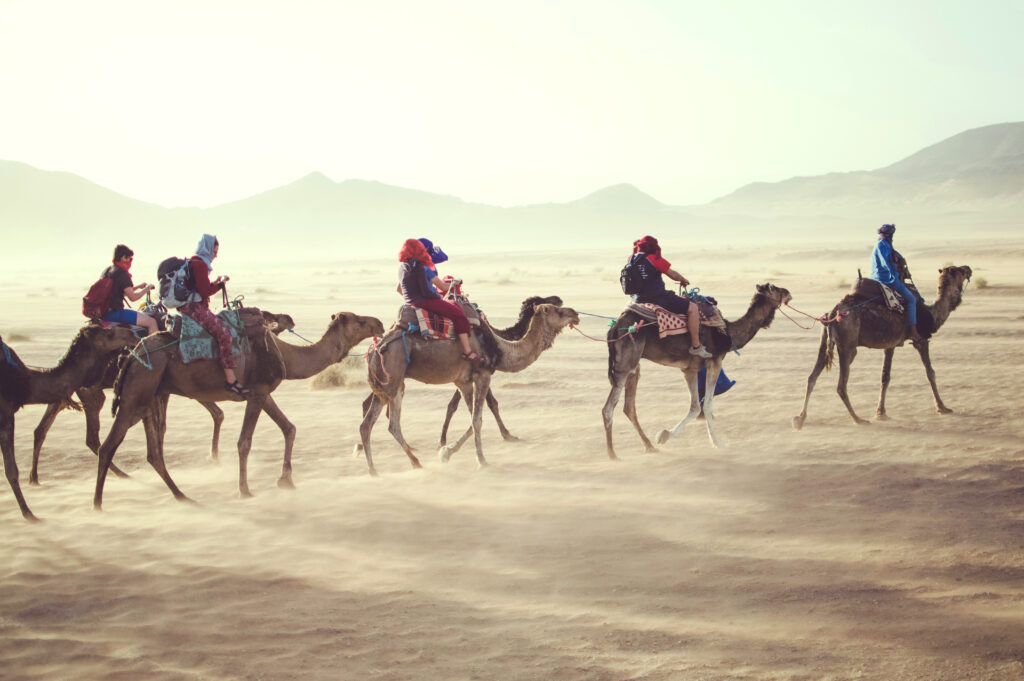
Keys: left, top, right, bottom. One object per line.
{"left": 627, "top": 301, "right": 725, "bottom": 339}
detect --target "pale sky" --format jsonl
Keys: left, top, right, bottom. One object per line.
{"left": 1, "top": 0, "right": 1021, "bottom": 208}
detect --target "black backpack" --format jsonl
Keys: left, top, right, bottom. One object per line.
{"left": 620, "top": 254, "right": 645, "bottom": 295}
{"left": 157, "top": 256, "right": 198, "bottom": 308}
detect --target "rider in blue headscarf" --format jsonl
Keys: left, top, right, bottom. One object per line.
{"left": 871, "top": 223, "right": 922, "bottom": 341}
{"left": 418, "top": 238, "right": 451, "bottom": 296}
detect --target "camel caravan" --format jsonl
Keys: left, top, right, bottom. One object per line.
{"left": 0, "top": 227, "right": 971, "bottom": 520}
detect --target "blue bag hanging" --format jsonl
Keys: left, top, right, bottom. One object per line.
{"left": 697, "top": 366, "right": 736, "bottom": 403}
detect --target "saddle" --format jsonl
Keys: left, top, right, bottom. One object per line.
{"left": 849, "top": 277, "right": 905, "bottom": 313}
{"left": 627, "top": 299, "right": 725, "bottom": 339}
{"left": 394, "top": 301, "right": 483, "bottom": 340}
{"left": 169, "top": 306, "right": 268, "bottom": 364}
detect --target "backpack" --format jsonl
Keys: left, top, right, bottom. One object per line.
{"left": 620, "top": 254, "right": 645, "bottom": 295}
{"left": 157, "top": 256, "right": 198, "bottom": 308}
{"left": 82, "top": 276, "right": 115, "bottom": 319}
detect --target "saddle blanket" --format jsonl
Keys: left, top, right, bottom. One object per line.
{"left": 850, "top": 278, "right": 904, "bottom": 313}
{"left": 878, "top": 282, "right": 905, "bottom": 313}
{"left": 174, "top": 308, "right": 259, "bottom": 365}
{"left": 396, "top": 301, "right": 483, "bottom": 341}
{"left": 627, "top": 301, "right": 726, "bottom": 339}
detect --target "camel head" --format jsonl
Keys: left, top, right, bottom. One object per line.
{"left": 532, "top": 303, "right": 581, "bottom": 338}
{"left": 329, "top": 312, "right": 386, "bottom": 345}
{"left": 751, "top": 283, "right": 793, "bottom": 329}
{"left": 79, "top": 323, "right": 143, "bottom": 354}
{"left": 262, "top": 311, "right": 297, "bottom": 335}
{"left": 937, "top": 265, "right": 972, "bottom": 309}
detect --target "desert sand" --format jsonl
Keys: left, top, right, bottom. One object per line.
{"left": 1, "top": 238, "right": 1022, "bottom": 680}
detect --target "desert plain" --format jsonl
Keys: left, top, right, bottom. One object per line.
{"left": 1, "top": 235, "right": 1022, "bottom": 680}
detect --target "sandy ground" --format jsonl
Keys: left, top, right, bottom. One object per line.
{"left": 1, "top": 239, "right": 1022, "bottom": 680}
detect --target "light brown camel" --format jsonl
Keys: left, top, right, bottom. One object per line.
{"left": 792, "top": 265, "right": 972, "bottom": 429}
{"left": 602, "top": 283, "right": 792, "bottom": 458}
{"left": 30, "top": 311, "right": 297, "bottom": 484}
{"left": 93, "top": 312, "right": 384, "bottom": 510}
{"left": 357, "top": 303, "right": 579, "bottom": 475}
{"left": 0, "top": 324, "right": 139, "bottom": 521}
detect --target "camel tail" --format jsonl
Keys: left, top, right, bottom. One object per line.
{"left": 824, "top": 324, "right": 836, "bottom": 372}
{"left": 110, "top": 350, "right": 133, "bottom": 417}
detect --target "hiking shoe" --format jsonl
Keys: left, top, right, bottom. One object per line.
{"left": 689, "top": 344, "right": 712, "bottom": 359}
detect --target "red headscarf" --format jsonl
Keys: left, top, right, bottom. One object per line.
{"left": 633, "top": 235, "right": 661, "bottom": 256}
{"left": 399, "top": 238, "right": 434, "bottom": 268}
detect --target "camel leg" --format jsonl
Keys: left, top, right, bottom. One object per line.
{"left": 469, "top": 374, "right": 492, "bottom": 468}
{"left": 485, "top": 389, "right": 518, "bottom": 442}
{"left": 914, "top": 340, "right": 953, "bottom": 414}
{"left": 358, "top": 393, "right": 386, "bottom": 476}
{"left": 700, "top": 363, "right": 726, "bottom": 448}
{"left": 384, "top": 386, "right": 423, "bottom": 470}
{"left": 30, "top": 402, "right": 61, "bottom": 486}
{"left": 81, "top": 386, "right": 129, "bottom": 479}
{"left": 1, "top": 412, "right": 38, "bottom": 521}
{"left": 793, "top": 327, "right": 829, "bottom": 430}
{"left": 622, "top": 366, "right": 656, "bottom": 453}
{"left": 657, "top": 369, "right": 701, "bottom": 444}
{"left": 201, "top": 401, "right": 224, "bottom": 461}
{"left": 439, "top": 390, "right": 461, "bottom": 446}
{"left": 836, "top": 345, "right": 869, "bottom": 425}
{"left": 236, "top": 397, "right": 267, "bottom": 498}
{"left": 259, "top": 395, "right": 297, "bottom": 489}
{"left": 601, "top": 371, "right": 630, "bottom": 460}
{"left": 439, "top": 388, "right": 476, "bottom": 461}
{"left": 876, "top": 348, "right": 895, "bottom": 420}
{"left": 142, "top": 407, "right": 190, "bottom": 502}
{"left": 94, "top": 409, "right": 137, "bottom": 510}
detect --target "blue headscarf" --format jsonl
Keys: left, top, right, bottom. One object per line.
{"left": 418, "top": 238, "right": 448, "bottom": 264}
{"left": 194, "top": 234, "right": 217, "bottom": 269}
{"left": 877, "top": 223, "right": 895, "bottom": 241}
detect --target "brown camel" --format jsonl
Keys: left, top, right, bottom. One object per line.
{"left": 93, "top": 312, "right": 384, "bottom": 509}
{"left": 357, "top": 303, "right": 579, "bottom": 475}
{"left": 602, "top": 283, "right": 792, "bottom": 458}
{"left": 0, "top": 324, "right": 139, "bottom": 520}
{"left": 792, "top": 265, "right": 972, "bottom": 429}
{"left": 30, "top": 311, "right": 297, "bottom": 484}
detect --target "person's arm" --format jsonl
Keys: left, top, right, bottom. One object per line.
{"left": 664, "top": 268, "right": 690, "bottom": 287}
{"left": 432, "top": 275, "right": 449, "bottom": 293}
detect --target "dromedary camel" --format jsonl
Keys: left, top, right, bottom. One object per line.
{"left": 94, "top": 312, "right": 384, "bottom": 509}
{"left": 792, "top": 265, "right": 972, "bottom": 429}
{"left": 357, "top": 302, "right": 579, "bottom": 475}
{"left": 602, "top": 283, "right": 792, "bottom": 458}
{"left": 0, "top": 324, "right": 139, "bottom": 521}
{"left": 30, "top": 311, "right": 297, "bottom": 484}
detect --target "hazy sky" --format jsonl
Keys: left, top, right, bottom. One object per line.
{"left": 1, "top": 0, "right": 1021, "bottom": 208}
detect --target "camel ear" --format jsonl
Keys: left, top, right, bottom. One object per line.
{"left": 756, "top": 284, "right": 767, "bottom": 293}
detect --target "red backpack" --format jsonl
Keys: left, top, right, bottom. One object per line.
{"left": 82, "top": 276, "right": 115, "bottom": 319}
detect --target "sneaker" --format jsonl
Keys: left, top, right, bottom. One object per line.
{"left": 689, "top": 344, "right": 712, "bottom": 359}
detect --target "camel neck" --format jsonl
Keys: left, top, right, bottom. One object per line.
{"left": 725, "top": 294, "right": 778, "bottom": 350}
{"left": 273, "top": 332, "right": 345, "bottom": 380}
{"left": 491, "top": 314, "right": 561, "bottom": 373}
{"left": 25, "top": 347, "right": 110, "bottom": 405}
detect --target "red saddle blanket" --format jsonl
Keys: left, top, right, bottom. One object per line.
{"left": 627, "top": 302, "right": 725, "bottom": 339}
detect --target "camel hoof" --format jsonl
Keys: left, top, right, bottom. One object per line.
{"left": 855, "top": 418, "right": 871, "bottom": 426}
{"left": 237, "top": 490, "right": 254, "bottom": 499}
{"left": 502, "top": 434, "right": 521, "bottom": 442}
{"left": 22, "top": 510, "right": 41, "bottom": 523}
{"left": 277, "top": 477, "right": 295, "bottom": 490}
{"left": 792, "top": 416, "right": 805, "bottom": 431}
{"left": 438, "top": 446, "right": 453, "bottom": 463}
{"left": 656, "top": 430, "right": 671, "bottom": 445}
{"left": 367, "top": 467, "right": 379, "bottom": 477}
{"left": 607, "top": 452, "right": 620, "bottom": 461}
{"left": 937, "top": 407, "right": 954, "bottom": 414}
{"left": 875, "top": 413, "right": 889, "bottom": 421}
{"left": 644, "top": 445, "right": 658, "bottom": 454}
{"left": 112, "top": 468, "right": 131, "bottom": 479}
{"left": 29, "top": 477, "right": 40, "bottom": 486}
{"left": 352, "top": 443, "right": 364, "bottom": 458}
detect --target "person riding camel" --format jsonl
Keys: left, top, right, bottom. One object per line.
{"left": 398, "top": 238, "right": 481, "bottom": 364}
{"left": 871, "top": 223, "right": 923, "bottom": 342}
{"left": 627, "top": 235, "right": 712, "bottom": 358}
{"left": 418, "top": 237, "right": 453, "bottom": 297}
{"left": 100, "top": 244, "right": 159, "bottom": 335}
{"left": 179, "top": 234, "right": 249, "bottom": 397}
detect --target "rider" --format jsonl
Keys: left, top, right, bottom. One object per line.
{"left": 398, "top": 238, "right": 481, "bottom": 364}
{"left": 179, "top": 234, "right": 249, "bottom": 397}
{"left": 100, "top": 244, "right": 159, "bottom": 335}
{"left": 418, "top": 237, "right": 453, "bottom": 296}
{"left": 871, "top": 223, "right": 923, "bottom": 342}
{"left": 628, "top": 236, "right": 712, "bottom": 358}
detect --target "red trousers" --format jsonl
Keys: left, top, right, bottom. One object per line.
{"left": 412, "top": 298, "right": 470, "bottom": 335}
{"left": 181, "top": 302, "right": 236, "bottom": 369}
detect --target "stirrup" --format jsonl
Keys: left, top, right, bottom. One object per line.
{"left": 461, "top": 351, "right": 483, "bottom": 366}
{"left": 225, "top": 380, "right": 250, "bottom": 397}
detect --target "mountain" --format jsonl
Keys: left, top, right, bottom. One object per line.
{"left": 701, "top": 122, "right": 1024, "bottom": 217}
{"left": 2, "top": 121, "right": 1021, "bottom": 263}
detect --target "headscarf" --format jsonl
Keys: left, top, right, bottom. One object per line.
{"left": 113, "top": 259, "right": 132, "bottom": 273}
{"left": 877, "top": 223, "right": 895, "bottom": 241}
{"left": 633, "top": 235, "right": 661, "bottom": 256}
{"left": 194, "top": 234, "right": 218, "bottom": 269}
{"left": 418, "top": 238, "right": 448, "bottom": 264}
{"left": 399, "top": 238, "right": 434, "bottom": 267}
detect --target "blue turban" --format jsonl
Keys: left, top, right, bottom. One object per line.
{"left": 418, "top": 238, "right": 448, "bottom": 264}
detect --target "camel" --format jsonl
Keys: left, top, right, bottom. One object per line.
{"left": 0, "top": 324, "right": 139, "bottom": 521}
{"left": 357, "top": 303, "right": 580, "bottom": 475}
{"left": 602, "top": 283, "right": 792, "bottom": 458}
{"left": 792, "top": 265, "right": 972, "bottom": 429}
{"left": 29, "top": 311, "right": 297, "bottom": 484}
{"left": 93, "top": 312, "right": 384, "bottom": 510}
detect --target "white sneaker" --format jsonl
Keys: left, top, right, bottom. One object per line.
{"left": 689, "top": 344, "right": 712, "bottom": 359}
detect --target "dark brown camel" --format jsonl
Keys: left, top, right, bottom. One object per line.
{"left": 93, "top": 312, "right": 383, "bottom": 509}
{"left": 602, "top": 283, "right": 792, "bottom": 458}
{"left": 793, "top": 265, "right": 972, "bottom": 429}
{"left": 0, "top": 324, "right": 139, "bottom": 520}
{"left": 30, "top": 311, "right": 297, "bottom": 484}
{"left": 358, "top": 303, "right": 579, "bottom": 475}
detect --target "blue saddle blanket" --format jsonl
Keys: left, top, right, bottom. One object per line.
{"left": 178, "top": 309, "right": 252, "bottom": 365}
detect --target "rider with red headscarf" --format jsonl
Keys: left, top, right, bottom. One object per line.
{"left": 398, "top": 238, "right": 481, "bottom": 363}
{"left": 627, "top": 236, "right": 711, "bottom": 358}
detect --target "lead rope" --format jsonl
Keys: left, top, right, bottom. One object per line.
{"left": 366, "top": 336, "right": 390, "bottom": 386}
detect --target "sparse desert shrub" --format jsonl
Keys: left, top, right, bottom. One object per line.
{"left": 974, "top": 277, "right": 988, "bottom": 289}
{"left": 837, "top": 278, "right": 848, "bottom": 289}
{"left": 6, "top": 332, "right": 30, "bottom": 343}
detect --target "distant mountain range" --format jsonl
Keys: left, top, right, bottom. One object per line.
{"left": 2, "top": 122, "right": 1021, "bottom": 261}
